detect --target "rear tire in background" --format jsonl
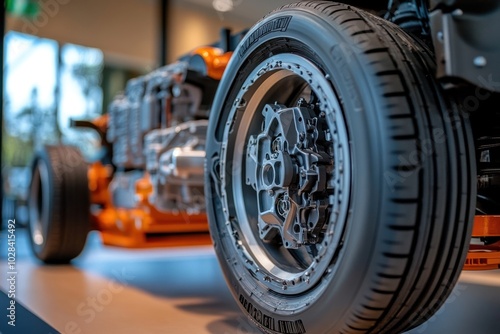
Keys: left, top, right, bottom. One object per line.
{"left": 205, "top": 2, "right": 476, "bottom": 333}
{"left": 28, "top": 145, "right": 91, "bottom": 264}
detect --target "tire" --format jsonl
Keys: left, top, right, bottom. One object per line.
{"left": 205, "top": 2, "right": 476, "bottom": 334}
{"left": 28, "top": 145, "right": 91, "bottom": 264}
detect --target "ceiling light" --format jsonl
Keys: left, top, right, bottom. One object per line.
{"left": 212, "top": 0, "right": 234, "bottom": 13}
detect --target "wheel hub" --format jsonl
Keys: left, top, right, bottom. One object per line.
{"left": 221, "top": 53, "right": 351, "bottom": 294}
{"left": 246, "top": 103, "right": 333, "bottom": 249}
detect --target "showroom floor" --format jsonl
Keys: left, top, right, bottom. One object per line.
{"left": 0, "top": 229, "right": 499, "bottom": 334}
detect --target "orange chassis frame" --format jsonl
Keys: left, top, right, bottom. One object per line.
{"left": 87, "top": 47, "right": 230, "bottom": 249}
{"left": 465, "top": 216, "right": 500, "bottom": 270}
{"left": 87, "top": 47, "right": 500, "bottom": 271}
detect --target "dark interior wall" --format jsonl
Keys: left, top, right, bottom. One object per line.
{"left": 345, "top": 0, "right": 390, "bottom": 12}
{"left": 5, "top": 0, "right": 158, "bottom": 71}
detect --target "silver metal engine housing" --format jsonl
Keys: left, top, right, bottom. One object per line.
{"left": 106, "top": 62, "right": 209, "bottom": 213}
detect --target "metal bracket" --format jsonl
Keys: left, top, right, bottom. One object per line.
{"left": 430, "top": 3, "right": 500, "bottom": 92}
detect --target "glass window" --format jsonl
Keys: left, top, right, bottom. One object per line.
{"left": 59, "top": 43, "right": 104, "bottom": 158}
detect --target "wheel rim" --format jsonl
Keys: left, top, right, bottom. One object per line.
{"left": 29, "top": 160, "right": 50, "bottom": 247}
{"left": 220, "top": 53, "right": 352, "bottom": 295}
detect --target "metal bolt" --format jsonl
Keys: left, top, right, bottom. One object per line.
{"left": 437, "top": 31, "right": 444, "bottom": 42}
{"left": 268, "top": 189, "right": 274, "bottom": 196}
{"left": 474, "top": 56, "right": 487, "bottom": 68}
{"left": 452, "top": 9, "right": 463, "bottom": 16}
{"left": 172, "top": 85, "right": 182, "bottom": 97}
{"left": 237, "top": 98, "right": 247, "bottom": 109}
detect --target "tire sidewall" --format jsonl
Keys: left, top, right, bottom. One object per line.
{"left": 28, "top": 148, "right": 56, "bottom": 260}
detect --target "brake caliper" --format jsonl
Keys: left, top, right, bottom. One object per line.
{"left": 246, "top": 103, "right": 333, "bottom": 249}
